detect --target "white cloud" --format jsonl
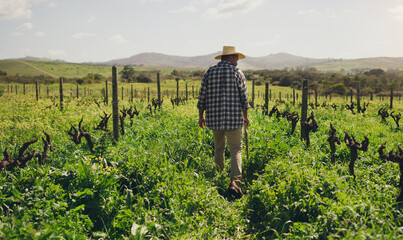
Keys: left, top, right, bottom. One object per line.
{"left": 12, "top": 32, "right": 24, "bottom": 36}
{"left": 389, "top": 5, "right": 403, "bottom": 20}
{"left": 253, "top": 35, "right": 283, "bottom": 47}
{"left": 298, "top": 9, "right": 321, "bottom": 16}
{"left": 16, "top": 22, "right": 33, "bottom": 31}
{"left": 88, "top": 15, "right": 96, "bottom": 23}
{"left": 21, "top": 48, "right": 31, "bottom": 54}
{"left": 171, "top": 6, "right": 198, "bottom": 14}
{"left": 202, "top": 0, "right": 263, "bottom": 21}
{"left": 0, "top": 0, "right": 48, "bottom": 19}
{"left": 298, "top": 8, "right": 352, "bottom": 19}
{"left": 48, "top": 49, "right": 67, "bottom": 58}
{"left": 36, "top": 31, "right": 44, "bottom": 36}
{"left": 47, "top": 1, "right": 56, "bottom": 8}
{"left": 73, "top": 32, "right": 97, "bottom": 39}
{"left": 109, "top": 35, "right": 129, "bottom": 44}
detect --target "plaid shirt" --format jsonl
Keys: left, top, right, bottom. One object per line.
{"left": 197, "top": 61, "right": 250, "bottom": 130}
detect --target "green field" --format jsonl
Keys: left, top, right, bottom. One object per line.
{"left": 0, "top": 60, "right": 205, "bottom": 79}
{"left": 0, "top": 84, "right": 402, "bottom": 239}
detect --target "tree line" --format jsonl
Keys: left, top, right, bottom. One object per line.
{"left": 1, "top": 65, "right": 402, "bottom": 96}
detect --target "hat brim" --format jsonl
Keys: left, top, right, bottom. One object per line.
{"left": 215, "top": 53, "right": 246, "bottom": 60}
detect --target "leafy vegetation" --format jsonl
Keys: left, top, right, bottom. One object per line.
{"left": 0, "top": 83, "right": 402, "bottom": 238}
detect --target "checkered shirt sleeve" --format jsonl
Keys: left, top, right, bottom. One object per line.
{"left": 197, "top": 61, "right": 250, "bottom": 130}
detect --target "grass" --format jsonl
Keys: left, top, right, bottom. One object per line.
{"left": 0, "top": 60, "right": 206, "bottom": 79}
{"left": 0, "top": 60, "right": 45, "bottom": 77}
{"left": 0, "top": 85, "right": 402, "bottom": 239}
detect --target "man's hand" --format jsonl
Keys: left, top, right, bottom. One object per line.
{"left": 243, "top": 118, "right": 249, "bottom": 129}
{"left": 242, "top": 110, "right": 249, "bottom": 129}
{"left": 199, "top": 117, "right": 206, "bottom": 128}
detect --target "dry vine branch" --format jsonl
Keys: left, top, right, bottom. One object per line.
{"left": 391, "top": 111, "right": 401, "bottom": 128}
{"left": 268, "top": 105, "right": 280, "bottom": 118}
{"left": 345, "top": 103, "right": 356, "bottom": 114}
{"left": 127, "top": 106, "right": 139, "bottom": 126}
{"left": 68, "top": 117, "right": 94, "bottom": 152}
{"left": 40, "top": 131, "right": 53, "bottom": 165}
{"left": 344, "top": 131, "right": 369, "bottom": 178}
{"left": 283, "top": 111, "right": 299, "bottom": 135}
{"left": 378, "top": 107, "right": 389, "bottom": 122}
{"left": 94, "top": 111, "right": 111, "bottom": 131}
{"left": 301, "top": 111, "right": 318, "bottom": 147}
{"left": 379, "top": 142, "right": 403, "bottom": 202}
{"left": 0, "top": 139, "right": 42, "bottom": 171}
{"left": 327, "top": 123, "right": 341, "bottom": 163}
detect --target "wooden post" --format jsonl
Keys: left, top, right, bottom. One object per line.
{"left": 23, "top": 83, "right": 25, "bottom": 95}
{"left": 157, "top": 72, "right": 161, "bottom": 103}
{"left": 301, "top": 79, "right": 308, "bottom": 140}
{"left": 186, "top": 83, "right": 188, "bottom": 101}
{"left": 47, "top": 86, "right": 49, "bottom": 98}
{"left": 112, "top": 66, "right": 119, "bottom": 141}
{"left": 356, "top": 80, "right": 361, "bottom": 113}
{"left": 148, "top": 87, "right": 150, "bottom": 102}
{"left": 315, "top": 86, "right": 318, "bottom": 107}
{"left": 265, "top": 83, "right": 269, "bottom": 115}
{"left": 350, "top": 89, "right": 353, "bottom": 103}
{"left": 192, "top": 86, "right": 194, "bottom": 99}
{"left": 121, "top": 86, "right": 124, "bottom": 101}
{"left": 252, "top": 78, "right": 255, "bottom": 108}
{"left": 370, "top": 92, "right": 373, "bottom": 101}
{"left": 390, "top": 86, "right": 394, "bottom": 109}
{"left": 59, "top": 78, "right": 64, "bottom": 111}
{"left": 35, "top": 81, "right": 39, "bottom": 101}
{"left": 105, "top": 80, "right": 109, "bottom": 105}
{"left": 293, "top": 89, "right": 296, "bottom": 106}
{"left": 131, "top": 85, "right": 134, "bottom": 102}
{"left": 176, "top": 78, "right": 180, "bottom": 100}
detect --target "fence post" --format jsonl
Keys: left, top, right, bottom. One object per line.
{"left": 131, "top": 85, "right": 134, "bottom": 102}
{"left": 356, "top": 79, "right": 361, "bottom": 113}
{"left": 350, "top": 89, "right": 353, "bottom": 103}
{"left": 301, "top": 79, "right": 308, "bottom": 140}
{"left": 35, "top": 81, "right": 39, "bottom": 101}
{"left": 186, "top": 83, "right": 188, "bottom": 101}
{"left": 105, "top": 80, "right": 109, "bottom": 105}
{"left": 112, "top": 66, "right": 119, "bottom": 141}
{"left": 390, "top": 86, "right": 394, "bottom": 109}
{"left": 265, "top": 83, "right": 269, "bottom": 115}
{"left": 293, "top": 89, "right": 296, "bottom": 106}
{"left": 59, "top": 78, "right": 64, "bottom": 111}
{"left": 315, "top": 86, "right": 318, "bottom": 108}
{"left": 156, "top": 73, "right": 161, "bottom": 103}
{"left": 252, "top": 78, "right": 255, "bottom": 108}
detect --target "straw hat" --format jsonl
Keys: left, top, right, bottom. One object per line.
{"left": 215, "top": 46, "right": 246, "bottom": 60}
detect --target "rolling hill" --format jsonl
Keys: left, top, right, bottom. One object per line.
{"left": 1, "top": 53, "right": 403, "bottom": 79}
{"left": 104, "top": 52, "right": 403, "bottom": 71}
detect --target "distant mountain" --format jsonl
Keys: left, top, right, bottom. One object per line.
{"left": 106, "top": 52, "right": 220, "bottom": 68}
{"left": 104, "top": 52, "right": 403, "bottom": 71}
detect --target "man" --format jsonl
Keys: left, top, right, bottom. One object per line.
{"left": 197, "top": 46, "right": 250, "bottom": 198}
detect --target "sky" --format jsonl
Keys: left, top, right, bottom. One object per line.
{"left": 0, "top": 0, "right": 403, "bottom": 63}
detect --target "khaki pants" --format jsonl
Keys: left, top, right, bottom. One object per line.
{"left": 213, "top": 128, "right": 243, "bottom": 187}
